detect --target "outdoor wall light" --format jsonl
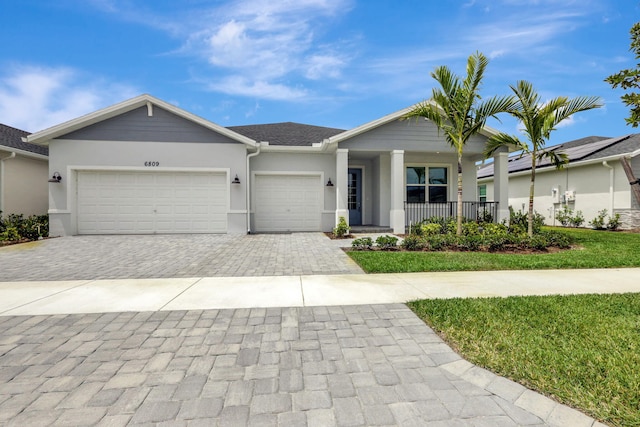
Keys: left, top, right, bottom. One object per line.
{"left": 232, "top": 174, "right": 241, "bottom": 184}
{"left": 326, "top": 178, "right": 334, "bottom": 187}
{"left": 48, "top": 172, "right": 62, "bottom": 183}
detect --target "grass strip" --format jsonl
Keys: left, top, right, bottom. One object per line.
{"left": 408, "top": 293, "right": 640, "bottom": 427}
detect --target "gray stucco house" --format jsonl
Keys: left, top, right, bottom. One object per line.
{"left": 477, "top": 134, "right": 640, "bottom": 229}
{"left": 25, "top": 94, "right": 509, "bottom": 236}
{"left": 1, "top": 124, "right": 48, "bottom": 216}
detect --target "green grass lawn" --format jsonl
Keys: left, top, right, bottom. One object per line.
{"left": 348, "top": 228, "right": 640, "bottom": 273}
{"left": 408, "top": 293, "right": 640, "bottom": 427}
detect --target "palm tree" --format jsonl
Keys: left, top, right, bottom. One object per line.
{"left": 404, "top": 52, "right": 516, "bottom": 236}
{"left": 485, "top": 80, "right": 602, "bottom": 236}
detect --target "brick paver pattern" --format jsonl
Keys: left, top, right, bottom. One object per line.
{"left": 0, "top": 233, "right": 363, "bottom": 281}
{"left": 0, "top": 304, "right": 550, "bottom": 426}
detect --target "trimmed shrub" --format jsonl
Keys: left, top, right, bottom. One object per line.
{"left": 458, "top": 234, "right": 484, "bottom": 251}
{"left": 375, "top": 235, "right": 398, "bottom": 250}
{"left": 589, "top": 210, "right": 608, "bottom": 230}
{"left": 401, "top": 235, "right": 425, "bottom": 251}
{"left": 608, "top": 213, "right": 621, "bottom": 231}
{"left": 509, "top": 206, "right": 545, "bottom": 233}
{"left": 333, "top": 216, "right": 350, "bottom": 237}
{"left": 420, "top": 223, "right": 442, "bottom": 236}
{"left": 351, "top": 237, "right": 373, "bottom": 250}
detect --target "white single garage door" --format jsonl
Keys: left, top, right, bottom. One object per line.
{"left": 254, "top": 174, "right": 322, "bottom": 232}
{"left": 77, "top": 171, "right": 228, "bottom": 234}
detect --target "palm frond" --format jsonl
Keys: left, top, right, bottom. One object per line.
{"left": 538, "top": 150, "right": 569, "bottom": 170}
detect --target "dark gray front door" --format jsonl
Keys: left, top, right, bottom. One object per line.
{"left": 348, "top": 168, "right": 362, "bottom": 225}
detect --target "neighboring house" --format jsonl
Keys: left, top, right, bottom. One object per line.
{"left": 0, "top": 124, "right": 49, "bottom": 216}
{"left": 477, "top": 134, "right": 640, "bottom": 229}
{"left": 24, "top": 94, "right": 511, "bottom": 237}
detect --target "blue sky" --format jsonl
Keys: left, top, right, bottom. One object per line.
{"left": 1, "top": 0, "right": 638, "bottom": 146}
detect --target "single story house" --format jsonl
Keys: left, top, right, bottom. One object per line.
{"left": 0, "top": 124, "right": 49, "bottom": 216}
{"left": 24, "top": 94, "right": 511, "bottom": 237}
{"left": 477, "top": 134, "right": 640, "bottom": 229}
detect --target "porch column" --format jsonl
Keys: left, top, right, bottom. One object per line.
{"left": 494, "top": 150, "right": 509, "bottom": 223}
{"left": 390, "top": 150, "right": 405, "bottom": 234}
{"left": 462, "top": 157, "right": 477, "bottom": 201}
{"left": 336, "top": 148, "right": 349, "bottom": 225}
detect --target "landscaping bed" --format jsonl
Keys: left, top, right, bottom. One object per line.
{"left": 0, "top": 213, "right": 49, "bottom": 246}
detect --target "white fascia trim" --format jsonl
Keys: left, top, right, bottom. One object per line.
{"left": 48, "top": 209, "right": 71, "bottom": 214}
{"left": 259, "top": 145, "right": 327, "bottom": 153}
{"left": 0, "top": 145, "right": 48, "bottom": 160}
{"left": 253, "top": 170, "right": 323, "bottom": 177}
{"left": 24, "top": 94, "right": 257, "bottom": 148}
{"left": 69, "top": 165, "right": 230, "bottom": 174}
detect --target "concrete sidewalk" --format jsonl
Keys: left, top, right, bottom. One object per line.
{"left": 1, "top": 270, "right": 629, "bottom": 426}
{"left": 1, "top": 268, "right": 638, "bottom": 316}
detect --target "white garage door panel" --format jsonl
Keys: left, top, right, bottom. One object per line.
{"left": 254, "top": 174, "right": 322, "bottom": 232}
{"left": 77, "top": 171, "right": 228, "bottom": 234}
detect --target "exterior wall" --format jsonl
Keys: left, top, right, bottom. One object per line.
{"left": 63, "top": 106, "right": 235, "bottom": 144}
{"left": 0, "top": 154, "right": 48, "bottom": 216}
{"left": 339, "top": 119, "right": 487, "bottom": 158}
{"left": 48, "top": 139, "right": 247, "bottom": 236}
{"left": 250, "top": 152, "right": 336, "bottom": 231}
{"left": 482, "top": 159, "right": 639, "bottom": 229}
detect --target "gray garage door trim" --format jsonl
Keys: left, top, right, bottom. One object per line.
{"left": 253, "top": 172, "right": 323, "bottom": 232}
{"left": 76, "top": 169, "right": 228, "bottom": 234}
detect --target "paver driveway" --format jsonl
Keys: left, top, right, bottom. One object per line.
{"left": 0, "top": 304, "right": 576, "bottom": 426}
{"left": 0, "top": 234, "right": 363, "bottom": 282}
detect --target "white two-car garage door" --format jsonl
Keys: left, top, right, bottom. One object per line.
{"left": 254, "top": 174, "right": 322, "bottom": 232}
{"left": 77, "top": 171, "right": 228, "bottom": 234}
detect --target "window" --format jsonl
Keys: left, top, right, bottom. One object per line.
{"left": 478, "top": 185, "right": 487, "bottom": 202}
{"left": 406, "top": 166, "right": 448, "bottom": 203}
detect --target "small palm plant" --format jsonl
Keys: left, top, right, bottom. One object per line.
{"left": 404, "top": 52, "right": 516, "bottom": 236}
{"left": 485, "top": 81, "right": 602, "bottom": 237}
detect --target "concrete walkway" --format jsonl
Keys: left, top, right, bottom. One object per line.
{"left": 1, "top": 269, "right": 636, "bottom": 426}
{"left": 1, "top": 268, "right": 638, "bottom": 315}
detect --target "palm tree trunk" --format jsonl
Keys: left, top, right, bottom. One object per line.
{"left": 457, "top": 156, "right": 463, "bottom": 236}
{"left": 528, "top": 157, "right": 536, "bottom": 237}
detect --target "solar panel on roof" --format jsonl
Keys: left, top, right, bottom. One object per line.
{"left": 557, "top": 136, "right": 623, "bottom": 161}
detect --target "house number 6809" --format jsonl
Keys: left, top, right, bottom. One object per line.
{"left": 144, "top": 161, "right": 160, "bottom": 167}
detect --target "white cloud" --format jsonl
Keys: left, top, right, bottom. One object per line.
{"left": 206, "top": 76, "right": 308, "bottom": 100}
{"left": 93, "top": 0, "right": 354, "bottom": 100}
{"left": 0, "top": 64, "right": 137, "bottom": 132}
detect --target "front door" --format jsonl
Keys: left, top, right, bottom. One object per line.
{"left": 348, "top": 168, "right": 362, "bottom": 225}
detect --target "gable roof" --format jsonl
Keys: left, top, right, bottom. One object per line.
{"left": 477, "top": 134, "right": 640, "bottom": 179}
{"left": 24, "top": 94, "right": 256, "bottom": 147}
{"left": 326, "top": 102, "right": 502, "bottom": 145}
{"left": 228, "top": 122, "right": 345, "bottom": 146}
{"left": 0, "top": 123, "right": 48, "bottom": 157}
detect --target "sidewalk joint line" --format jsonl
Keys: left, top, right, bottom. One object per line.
{"left": 158, "top": 277, "right": 203, "bottom": 311}
{"left": 0, "top": 280, "right": 94, "bottom": 316}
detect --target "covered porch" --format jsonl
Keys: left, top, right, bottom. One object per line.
{"left": 333, "top": 147, "right": 509, "bottom": 234}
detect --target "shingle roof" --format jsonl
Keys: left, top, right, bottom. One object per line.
{"left": 0, "top": 123, "right": 48, "bottom": 156}
{"left": 227, "top": 122, "right": 346, "bottom": 146}
{"left": 477, "top": 134, "right": 639, "bottom": 179}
